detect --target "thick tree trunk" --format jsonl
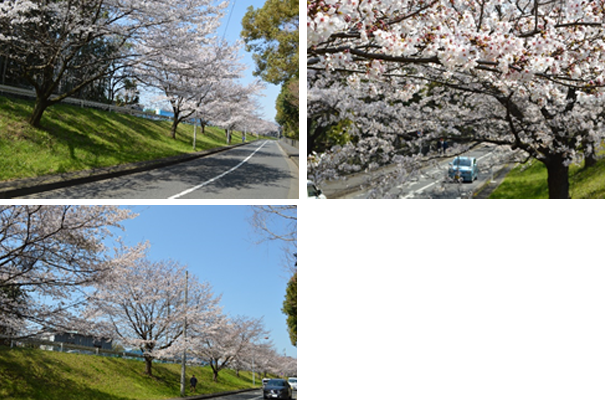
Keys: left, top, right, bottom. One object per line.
{"left": 544, "top": 156, "right": 570, "bottom": 199}
{"left": 28, "top": 96, "right": 50, "bottom": 128}
{"left": 170, "top": 115, "right": 180, "bottom": 139}
{"left": 584, "top": 153, "right": 598, "bottom": 169}
{"left": 144, "top": 355, "right": 153, "bottom": 376}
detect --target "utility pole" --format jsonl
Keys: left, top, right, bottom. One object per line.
{"left": 180, "top": 270, "right": 189, "bottom": 397}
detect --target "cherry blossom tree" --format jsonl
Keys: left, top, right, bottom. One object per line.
{"left": 207, "top": 81, "right": 266, "bottom": 143}
{"left": 85, "top": 256, "right": 222, "bottom": 376}
{"left": 0, "top": 205, "right": 137, "bottom": 338}
{"left": 131, "top": 0, "right": 252, "bottom": 140}
{"left": 308, "top": 0, "right": 605, "bottom": 198}
{"left": 188, "top": 315, "right": 268, "bottom": 382}
{"left": 0, "top": 0, "right": 227, "bottom": 128}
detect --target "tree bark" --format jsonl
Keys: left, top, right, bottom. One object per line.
{"left": 144, "top": 355, "right": 154, "bottom": 376}
{"left": 28, "top": 96, "right": 50, "bottom": 128}
{"left": 170, "top": 113, "right": 180, "bottom": 139}
{"left": 583, "top": 141, "right": 598, "bottom": 169}
{"left": 544, "top": 156, "right": 570, "bottom": 199}
{"left": 584, "top": 152, "right": 598, "bottom": 169}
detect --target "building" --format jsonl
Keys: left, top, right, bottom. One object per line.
{"left": 41, "top": 332, "right": 112, "bottom": 351}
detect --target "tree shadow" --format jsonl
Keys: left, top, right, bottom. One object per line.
{"left": 0, "top": 348, "right": 136, "bottom": 400}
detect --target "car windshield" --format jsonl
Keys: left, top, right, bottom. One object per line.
{"left": 268, "top": 380, "right": 286, "bottom": 387}
{"left": 453, "top": 158, "right": 471, "bottom": 166}
{"left": 289, "top": 379, "right": 296, "bottom": 383}
{"left": 307, "top": 184, "right": 319, "bottom": 197}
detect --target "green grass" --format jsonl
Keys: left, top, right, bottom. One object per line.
{"left": 0, "top": 95, "right": 257, "bottom": 182}
{"left": 489, "top": 157, "right": 605, "bottom": 199}
{"left": 0, "top": 345, "right": 260, "bottom": 400}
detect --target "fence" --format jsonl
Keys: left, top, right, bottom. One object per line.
{"left": 280, "top": 138, "right": 299, "bottom": 149}
{"left": 0, "top": 84, "right": 172, "bottom": 121}
{"left": 0, "top": 83, "right": 278, "bottom": 135}
{"left": 3, "top": 336, "right": 206, "bottom": 366}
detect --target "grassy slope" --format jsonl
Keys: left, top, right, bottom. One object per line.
{"left": 0, "top": 346, "right": 258, "bottom": 400}
{"left": 489, "top": 158, "right": 605, "bottom": 199}
{"left": 0, "top": 95, "right": 251, "bottom": 182}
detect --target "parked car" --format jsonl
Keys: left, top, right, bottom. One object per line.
{"left": 287, "top": 377, "right": 297, "bottom": 391}
{"left": 307, "top": 180, "right": 327, "bottom": 199}
{"left": 262, "top": 378, "right": 292, "bottom": 399}
{"left": 448, "top": 156, "right": 478, "bottom": 182}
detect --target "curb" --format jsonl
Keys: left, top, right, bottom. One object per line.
{"left": 277, "top": 141, "right": 299, "bottom": 167}
{"left": 0, "top": 142, "right": 251, "bottom": 199}
{"left": 162, "top": 387, "right": 258, "bottom": 400}
{"left": 473, "top": 163, "right": 517, "bottom": 199}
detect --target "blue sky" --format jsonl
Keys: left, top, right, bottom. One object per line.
{"left": 107, "top": 205, "right": 296, "bottom": 359}
{"left": 142, "top": 0, "right": 280, "bottom": 123}
{"left": 219, "top": 0, "right": 281, "bottom": 122}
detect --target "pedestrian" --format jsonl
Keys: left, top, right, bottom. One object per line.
{"left": 190, "top": 374, "right": 198, "bottom": 392}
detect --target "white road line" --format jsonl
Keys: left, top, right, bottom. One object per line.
{"left": 168, "top": 141, "right": 269, "bottom": 199}
{"left": 404, "top": 180, "right": 438, "bottom": 198}
{"left": 477, "top": 151, "right": 493, "bottom": 161}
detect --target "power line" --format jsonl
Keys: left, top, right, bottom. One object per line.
{"left": 222, "top": 0, "right": 238, "bottom": 40}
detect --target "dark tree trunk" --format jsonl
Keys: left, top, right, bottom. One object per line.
{"left": 170, "top": 114, "right": 180, "bottom": 140}
{"left": 584, "top": 153, "right": 598, "bottom": 169}
{"left": 544, "top": 156, "right": 570, "bottom": 199}
{"left": 28, "top": 96, "right": 50, "bottom": 128}
{"left": 307, "top": 117, "right": 318, "bottom": 156}
{"left": 144, "top": 355, "right": 154, "bottom": 376}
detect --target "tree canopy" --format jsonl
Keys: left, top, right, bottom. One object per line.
{"left": 241, "top": 0, "right": 299, "bottom": 85}
{"left": 308, "top": 0, "right": 605, "bottom": 198}
{"left": 282, "top": 272, "right": 297, "bottom": 347}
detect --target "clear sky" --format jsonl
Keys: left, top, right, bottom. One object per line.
{"left": 140, "top": 0, "right": 280, "bottom": 123}
{"left": 106, "top": 205, "right": 296, "bottom": 359}
{"left": 219, "top": 0, "right": 281, "bottom": 123}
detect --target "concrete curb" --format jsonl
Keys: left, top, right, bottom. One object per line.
{"left": 473, "top": 163, "right": 517, "bottom": 199}
{"left": 277, "top": 141, "right": 299, "bottom": 167}
{"left": 162, "top": 387, "right": 258, "bottom": 400}
{"left": 0, "top": 142, "right": 251, "bottom": 199}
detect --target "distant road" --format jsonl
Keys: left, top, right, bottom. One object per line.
{"left": 19, "top": 140, "right": 299, "bottom": 199}
{"left": 207, "top": 389, "right": 297, "bottom": 400}
{"left": 322, "top": 144, "right": 508, "bottom": 199}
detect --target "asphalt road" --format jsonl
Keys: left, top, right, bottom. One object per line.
{"left": 391, "top": 145, "right": 498, "bottom": 199}
{"left": 210, "top": 389, "right": 297, "bottom": 400}
{"left": 322, "top": 144, "right": 507, "bottom": 199}
{"left": 18, "top": 140, "right": 299, "bottom": 199}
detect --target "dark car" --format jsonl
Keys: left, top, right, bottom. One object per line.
{"left": 262, "top": 378, "right": 292, "bottom": 399}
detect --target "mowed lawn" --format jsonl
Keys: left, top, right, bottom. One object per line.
{"left": 0, "top": 345, "right": 258, "bottom": 400}
{"left": 489, "top": 157, "right": 605, "bottom": 199}
{"left": 0, "top": 95, "right": 249, "bottom": 182}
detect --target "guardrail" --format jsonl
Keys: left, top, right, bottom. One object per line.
{"left": 3, "top": 336, "right": 205, "bottom": 366}
{"left": 0, "top": 84, "right": 172, "bottom": 121}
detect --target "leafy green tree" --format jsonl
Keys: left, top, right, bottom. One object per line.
{"left": 282, "top": 271, "right": 296, "bottom": 347}
{"left": 241, "top": 0, "right": 298, "bottom": 138}
{"left": 276, "top": 78, "right": 299, "bottom": 139}
{"left": 240, "top": 0, "right": 298, "bottom": 86}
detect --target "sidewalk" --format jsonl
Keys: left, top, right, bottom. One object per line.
{"left": 277, "top": 140, "right": 299, "bottom": 167}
